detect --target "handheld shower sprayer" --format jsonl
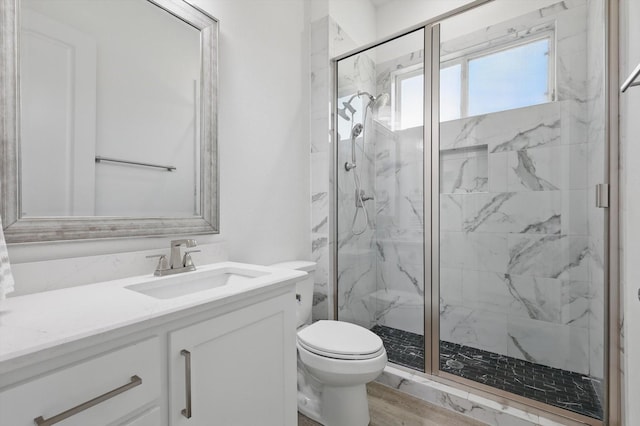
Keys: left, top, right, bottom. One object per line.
{"left": 344, "top": 123, "right": 363, "bottom": 171}
{"left": 351, "top": 123, "right": 364, "bottom": 138}
{"left": 338, "top": 91, "right": 388, "bottom": 236}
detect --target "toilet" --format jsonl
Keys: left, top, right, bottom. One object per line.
{"left": 271, "top": 261, "right": 387, "bottom": 426}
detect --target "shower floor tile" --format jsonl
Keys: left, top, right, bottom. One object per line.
{"left": 370, "top": 325, "right": 603, "bottom": 420}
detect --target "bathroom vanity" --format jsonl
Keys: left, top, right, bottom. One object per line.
{"left": 0, "top": 263, "right": 304, "bottom": 426}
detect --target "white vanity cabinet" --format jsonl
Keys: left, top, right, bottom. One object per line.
{"left": 168, "top": 292, "right": 297, "bottom": 426}
{"left": 0, "top": 337, "right": 161, "bottom": 426}
{"left": 0, "top": 263, "right": 302, "bottom": 426}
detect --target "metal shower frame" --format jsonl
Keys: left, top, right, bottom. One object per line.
{"left": 329, "top": 1, "right": 621, "bottom": 425}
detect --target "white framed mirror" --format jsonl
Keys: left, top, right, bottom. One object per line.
{"left": 0, "top": 0, "right": 219, "bottom": 243}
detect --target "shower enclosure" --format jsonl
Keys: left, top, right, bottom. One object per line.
{"left": 332, "top": 1, "right": 615, "bottom": 424}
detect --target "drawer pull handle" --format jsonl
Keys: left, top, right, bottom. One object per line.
{"left": 33, "top": 375, "right": 142, "bottom": 426}
{"left": 181, "top": 349, "right": 192, "bottom": 419}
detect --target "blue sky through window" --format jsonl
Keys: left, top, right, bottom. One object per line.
{"left": 468, "top": 38, "right": 550, "bottom": 116}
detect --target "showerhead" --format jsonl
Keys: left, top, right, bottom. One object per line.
{"left": 337, "top": 107, "right": 351, "bottom": 121}
{"left": 359, "top": 91, "right": 389, "bottom": 110}
{"left": 371, "top": 92, "right": 389, "bottom": 109}
{"left": 338, "top": 91, "right": 389, "bottom": 122}
{"left": 343, "top": 101, "right": 357, "bottom": 114}
{"left": 338, "top": 98, "right": 358, "bottom": 121}
{"left": 351, "top": 123, "right": 364, "bottom": 139}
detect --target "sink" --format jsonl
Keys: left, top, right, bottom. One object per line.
{"left": 125, "top": 267, "right": 268, "bottom": 299}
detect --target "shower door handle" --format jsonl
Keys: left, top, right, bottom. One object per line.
{"left": 595, "top": 184, "right": 609, "bottom": 208}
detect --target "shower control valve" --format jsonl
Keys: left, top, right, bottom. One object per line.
{"left": 344, "top": 162, "right": 356, "bottom": 171}
{"left": 355, "top": 189, "right": 374, "bottom": 207}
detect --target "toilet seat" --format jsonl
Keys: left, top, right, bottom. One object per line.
{"left": 297, "top": 320, "right": 384, "bottom": 360}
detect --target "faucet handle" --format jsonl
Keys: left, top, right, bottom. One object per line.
{"left": 170, "top": 239, "right": 197, "bottom": 248}
{"left": 146, "top": 254, "right": 169, "bottom": 273}
{"left": 183, "top": 250, "right": 201, "bottom": 268}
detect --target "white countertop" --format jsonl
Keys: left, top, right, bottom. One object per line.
{"left": 0, "top": 262, "right": 305, "bottom": 373}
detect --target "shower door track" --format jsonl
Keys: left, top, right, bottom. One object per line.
{"left": 330, "top": 0, "right": 621, "bottom": 425}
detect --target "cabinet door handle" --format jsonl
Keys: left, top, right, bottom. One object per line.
{"left": 33, "top": 375, "right": 142, "bottom": 426}
{"left": 181, "top": 349, "right": 192, "bottom": 419}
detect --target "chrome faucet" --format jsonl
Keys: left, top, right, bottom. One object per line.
{"left": 147, "top": 239, "right": 199, "bottom": 276}
{"left": 170, "top": 239, "right": 197, "bottom": 269}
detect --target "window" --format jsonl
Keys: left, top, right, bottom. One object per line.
{"left": 467, "top": 38, "right": 551, "bottom": 117}
{"left": 396, "top": 69, "right": 424, "bottom": 129}
{"left": 393, "top": 34, "right": 554, "bottom": 129}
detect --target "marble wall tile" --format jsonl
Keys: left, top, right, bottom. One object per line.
{"left": 461, "top": 270, "right": 512, "bottom": 315}
{"left": 376, "top": 251, "right": 424, "bottom": 297}
{"left": 506, "top": 144, "right": 588, "bottom": 192}
{"left": 488, "top": 151, "right": 509, "bottom": 193}
{"left": 557, "top": 51, "right": 588, "bottom": 104}
{"left": 440, "top": 305, "right": 509, "bottom": 355}
{"left": 506, "top": 234, "right": 590, "bottom": 281}
{"left": 561, "top": 190, "right": 588, "bottom": 236}
{"left": 560, "top": 280, "right": 593, "bottom": 328}
{"left": 560, "top": 100, "right": 589, "bottom": 147}
{"left": 461, "top": 232, "right": 510, "bottom": 272}
{"left": 369, "top": 289, "right": 423, "bottom": 334}
{"left": 337, "top": 246, "right": 377, "bottom": 328}
{"left": 440, "top": 232, "right": 465, "bottom": 269}
{"left": 310, "top": 16, "right": 331, "bottom": 321}
{"left": 440, "top": 102, "right": 562, "bottom": 152}
{"left": 440, "top": 146, "right": 488, "bottom": 194}
{"left": 440, "top": 194, "right": 463, "bottom": 232}
{"left": 588, "top": 279, "right": 605, "bottom": 379}
{"left": 311, "top": 243, "right": 330, "bottom": 321}
{"left": 441, "top": 267, "right": 463, "bottom": 306}
{"left": 589, "top": 325, "right": 605, "bottom": 379}
{"left": 462, "top": 191, "right": 562, "bottom": 235}
{"left": 506, "top": 316, "right": 590, "bottom": 374}
{"left": 507, "top": 274, "right": 563, "bottom": 324}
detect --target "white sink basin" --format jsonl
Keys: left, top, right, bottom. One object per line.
{"left": 125, "top": 267, "right": 268, "bottom": 299}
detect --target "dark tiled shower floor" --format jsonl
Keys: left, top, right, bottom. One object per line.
{"left": 370, "top": 325, "right": 603, "bottom": 420}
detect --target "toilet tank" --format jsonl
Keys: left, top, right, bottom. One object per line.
{"left": 270, "top": 261, "right": 316, "bottom": 328}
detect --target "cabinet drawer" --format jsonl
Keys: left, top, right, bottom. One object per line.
{"left": 0, "top": 337, "right": 161, "bottom": 426}
{"left": 116, "top": 406, "right": 161, "bottom": 426}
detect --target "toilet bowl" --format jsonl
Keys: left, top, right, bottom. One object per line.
{"left": 270, "top": 261, "right": 387, "bottom": 426}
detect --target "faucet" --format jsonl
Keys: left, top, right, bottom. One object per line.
{"left": 170, "top": 239, "right": 197, "bottom": 269}
{"left": 147, "top": 239, "right": 199, "bottom": 276}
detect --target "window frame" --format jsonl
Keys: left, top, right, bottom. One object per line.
{"left": 392, "top": 29, "right": 557, "bottom": 128}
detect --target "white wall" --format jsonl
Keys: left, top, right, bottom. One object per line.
{"left": 192, "top": 0, "right": 310, "bottom": 265}
{"left": 375, "top": 0, "right": 472, "bottom": 39}
{"left": 329, "top": 0, "right": 377, "bottom": 48}
{"left": 7, "top": 0, "right": 310, "bottom": 289}
{"left": 620, "top": 0, "right": 640, "bottom": 423}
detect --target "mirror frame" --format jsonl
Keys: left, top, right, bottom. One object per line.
{"left": 0, "top": 0, "right": 219, "bottom": 243}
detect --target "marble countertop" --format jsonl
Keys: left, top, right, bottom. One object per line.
{"left": 0, "top": 262, "right": 306, "bottom": 373}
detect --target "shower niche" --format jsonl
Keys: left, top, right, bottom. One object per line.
{"left": 440, "top": 145, "right": 488, "bottom": 194}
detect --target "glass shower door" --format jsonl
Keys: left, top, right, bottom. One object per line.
{"left": 335, "top": 29, "right": 427, "bottom": 372}
{"left": 436, "top": 1, "right": 607, "bottom": 421}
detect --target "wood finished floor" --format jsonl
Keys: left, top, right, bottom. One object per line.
{"left": 297, "top": 382, "right": 486, "bottom": 426}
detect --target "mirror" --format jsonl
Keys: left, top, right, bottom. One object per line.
{"left": 0, "top": 0, "right": 219, "bottom": 243}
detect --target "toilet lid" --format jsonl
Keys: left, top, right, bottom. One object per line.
{"left": 297, "top": 320, "right": 384, "bottom": 359}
